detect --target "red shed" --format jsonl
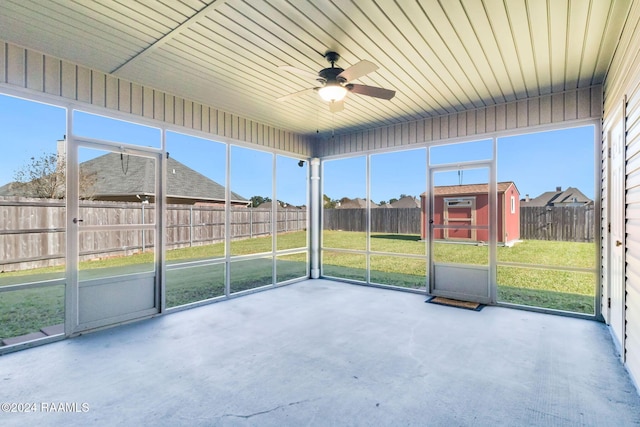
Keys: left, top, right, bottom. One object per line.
{"left": 420, "top": 182, "right": 520, "bottom": 245}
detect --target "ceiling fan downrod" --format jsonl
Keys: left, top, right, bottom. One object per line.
{"left": 324, "top": 51, "right": 340, "bottom": 67}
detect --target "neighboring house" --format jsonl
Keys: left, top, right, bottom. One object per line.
{"left": 390, "top": 196, "right": 420, "bottom": 209}
{"left": 420, "top": 182, "right": 520, "bottom": 245}
{"left": 376, "top": 203, "right": 394, "bottom": 209}
{"left": 84, "top": 153, "right": 249, "bottom": 205}
{"left": 336, "top": 197, "right": 378, "bottom": 209}
{"left": 255, "top": 201, "right": 276, "bottom": 210}
{"left": 256, "top": 201, "right": 303, "bottom": 210}
{"left": 521, "top": 186, "right": 592, "bottom": 207}
{"left": 0, "top": 153, "right": 249, "bottom": 206}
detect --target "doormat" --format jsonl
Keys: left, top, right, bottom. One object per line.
{"left": 426, "top": 296, "right": 485, "bottom": 311}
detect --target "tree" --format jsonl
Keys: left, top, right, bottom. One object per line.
{"left": 250, "top": 195, "right": 271, "bottom": 207}
{"left": 13, "top": 151, "right": 96, "bottom": 199}
{"left": 323, "top": 194, "right": 337, "bottom": 209}
{"left": 388, "top": 197, "right": 398, "bottom": 205}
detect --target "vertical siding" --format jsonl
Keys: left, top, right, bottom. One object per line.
{"left": 603, "top": 0, "right": 640, "bottom": 390}
{"left": 6, "top": 44, "right": 25, "bottom": 87}
{"left": 0, "top": 40, "right": 313, "bottom": 157}
{"left": 314, "top": 87, "right": 602, "bottom": 157}
{"left": 143, "top": 86, "right": 154, "bottom": 119}
{"left": 625, "top": 76, "right": 640, "bottom": 388}
{"left": 43, "top": 55, "right": 60, "bottom": 96}
{"left": 25, "top": 50, "right": 43, "bottom": 92}
{"left": 91, "top": 71, "right": 105, "bottom": 107}
{"left": 76, "top": 67, "right": 91, "bottom": 103}
{"left": 0, "top": 42, "right": 5, "bottom": 83}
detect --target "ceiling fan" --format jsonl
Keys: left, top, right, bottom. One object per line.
{"left": 277, "top": 51, "right": 395, "bottom": 112}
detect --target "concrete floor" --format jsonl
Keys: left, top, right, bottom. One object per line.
{"left": 1, "top": 279, "right": 639, "bottom": 426}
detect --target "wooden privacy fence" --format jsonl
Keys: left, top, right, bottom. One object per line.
{"left": 323, "top": 208, "right": 422, "bottom": 234}
{"left": 0, "top": 197, "right": 306, "bottom": 272}
{"left": 0, "top": 198, "right": 593, "bottom": 272}
{"left": 167, "top": 205, "right": 306, "bottom": 248}
{"left": 323, "top": 205, "right": 595, "bottom": 242}
{"left": 519, "top": 205, "right": 595, "bottom": 242}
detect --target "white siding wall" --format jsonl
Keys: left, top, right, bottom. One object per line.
{"left": 603, "top": 0, "right": 640, "bottom": 390}
{"left": 0, "top": 41, "right": 314, "bottom": 157}
{"left": 314, "top": 87, "right": 602, "bottom": 157}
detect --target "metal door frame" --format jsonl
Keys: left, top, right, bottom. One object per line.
{"left": 427, "top": 158, "right": 497, "bottom": 304}
{"left": 65, "top": 134, "right": 165, "bottom": 335}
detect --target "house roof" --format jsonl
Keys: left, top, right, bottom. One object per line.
{"left": 0, "top": 1, "right": 628, "bottom": 137}
{"left": 81, "top": 153, "right": 247, "bottom": 203}
{"left": 376, "top": 203, "right": 394, "bottom": 209}
{"left": 256, "top": 201, "right": 302, "bottom": 210}
{"left": 336, "top": 198, "right": 378, "bottom": 209}
{"left": 523, "top": 187, "right": 592, "bottom": 207}
{"left": 390, "top": 196, "right": 420, "bottom": 209}
{"left": 421, "top": 182, "right": 517, "bottom": 197}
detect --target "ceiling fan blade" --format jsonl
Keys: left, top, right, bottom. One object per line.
{"left": 276, "top": 88, "right": 315, "bottom": 102}
{"left": 347, "top": 84, "right": 396, "bottom": 100}
{"left": 329, "top": 100, "right": 344, "bottom": 113}
{"left": 337, "top": 60, "right": 378, "bottom": 82}
{"left": 278, "top": 65, "right": 319, "bottom": 81}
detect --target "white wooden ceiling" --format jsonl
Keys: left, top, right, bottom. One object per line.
{"left": 0, "top": 0, "right": 631, "bottom": 137}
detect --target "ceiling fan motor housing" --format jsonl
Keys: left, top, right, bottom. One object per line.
{"left": 318, "top": 51, "right": 348, "bottom": 85}
{"left": 318, "top": 67, "right": 346, "bottom": 85}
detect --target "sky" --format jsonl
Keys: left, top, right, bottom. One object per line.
{"left": 323, "top": 127, "right": 595, "bottom": 202}
{"left": 1, "top": 93, "right": 594, "bottom": 205}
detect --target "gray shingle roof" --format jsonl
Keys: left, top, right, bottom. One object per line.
{"left": 390, "top": 196, "right": 420, "bottom": 208}
{"left": 523, "top": 187, "right": 592, "bottom": 207}
{"left": 81, "top": 153, "right": 247, "bottom": 203}
{"left": 336, "top": 198, "right": 378, "bottom": 208}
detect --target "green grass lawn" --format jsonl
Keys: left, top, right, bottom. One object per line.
{"left": 0, "top": 285, "right": 65, "bottom": 342}
{"left": 1, "top": 230, "right": 596, "bottom": 342}
{"left": 0, "top": 232, "right": 308, "bottom": 340}
{"left": 322, "top": 231, "right": 596, "bottom": 314}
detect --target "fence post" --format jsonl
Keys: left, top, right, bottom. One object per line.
{"left": 141, "top": 203, "right": 146, "bottom": 252}
{"left": 250, "top": 208, "right": 253, "bottom": 238}
{"left": 189, "top": 205, "right": 193, "bottom": 247}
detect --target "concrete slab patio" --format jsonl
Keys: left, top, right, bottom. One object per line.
{"left": 1, "top": 279, "right": 639, "bottom": 426}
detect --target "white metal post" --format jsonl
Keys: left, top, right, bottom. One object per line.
{"left": 489, "top": 137, "right": 498, "bottom": 304}
{"left": 158, "top": 129, "right": 167, "bottom": 313}
{"left": 65, "top": 111, "right": 78, "bottom": 336}
{"left": 310, "top": 158, "right": 321, "bottom": 279}
{"left": 366, "top": 154, "right": 371, "bottom": 283}
{"left": 225, "top": 145, "right": 231, "bottom": 296}
{"left": 272, "top": 152, "right": 277, "bottom": 286}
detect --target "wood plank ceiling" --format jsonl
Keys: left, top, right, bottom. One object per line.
{"left": 0, "top": 0, "right": 631, "bottom": 138}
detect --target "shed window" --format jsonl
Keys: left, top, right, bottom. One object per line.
{"left": 445, "top": 198, "right": 474, "bottom": 208}
{"left": 511, "top": 196, "right": 516, "bottom": 214}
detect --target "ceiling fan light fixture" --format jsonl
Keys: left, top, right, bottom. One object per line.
{"left": 279, "top": 52, "right": 394, "bottom": 111}
{"left": 318, "top": 84, "right": 348, "bottom": 102}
